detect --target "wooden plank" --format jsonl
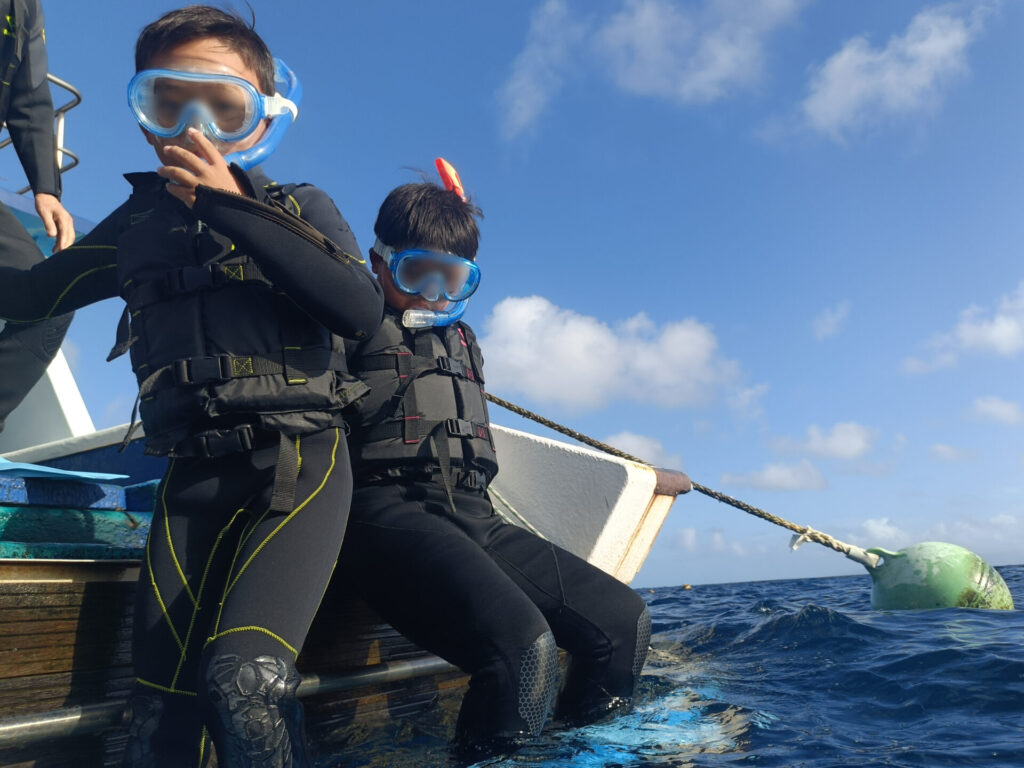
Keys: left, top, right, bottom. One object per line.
{"left": 0, "top": 560, "right": 475, "bottom": 766}
{"left": 0, "top": 669, "right": 132, "bottom": 703}
{"left": 0, "top": 625, "right": 132, "bottom": 652}
{"left": 0, "top": 561, "right": 139, "bottom": 583}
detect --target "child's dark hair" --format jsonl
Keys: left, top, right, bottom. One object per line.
{"left": 374, "top": 183, "right": 483, "bottom": 261}
{"left": 135, "top": 5, "right": 275, "bottom": 95}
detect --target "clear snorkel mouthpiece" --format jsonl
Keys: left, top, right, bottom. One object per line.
{"left": 402, "top": 300, "right": 470, "bottom": 329}
{"left": 224, "top": 58, "right": 302, "bottom": 170}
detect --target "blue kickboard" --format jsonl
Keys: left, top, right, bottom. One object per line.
{"left": 0, "top": 476, "right": 159, "bottom": 513}
{"left": 0, "top": 456, "right": 128, "bottom": 481}
{"left": 0, "top": 474, "right": 129, "bottom": 510}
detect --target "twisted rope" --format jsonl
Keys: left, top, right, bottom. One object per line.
{"left": 485, "top": 392, "right": 879, "bottom": 568}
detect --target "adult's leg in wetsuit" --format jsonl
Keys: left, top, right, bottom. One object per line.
{"left": 123, "top": 427, "right": 351, "bottom": 768}
{"left": 338, "top": 482, "right": 560, "bottom": 761}
{"left": 0, "top": 202, "right": 72, "bottom": 432}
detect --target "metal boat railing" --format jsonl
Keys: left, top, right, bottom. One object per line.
{"left": 0, "top": 73, "right": 81, "bottom": 194}
{"left": 0, "top": 656, "right": 459, "bottom": 748}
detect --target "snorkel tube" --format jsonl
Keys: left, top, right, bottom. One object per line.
{"left": 402, "top": 299, "right": 470, "bottom": 329}
{"left": 225, "top": 58, "right": 302, "bottom": 170}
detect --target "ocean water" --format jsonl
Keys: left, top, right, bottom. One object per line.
{"left": 323, "top": 565, "right": 1024, "bottom": 767}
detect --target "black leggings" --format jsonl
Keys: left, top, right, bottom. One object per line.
{"left": 123, "top": 427, "right": 351, "bottom": 768}
{"left": 0, "top": 201, "right": 71, "bottom": 431}
{"left": 337, "top": 480, "right": 651, "bottom": 751}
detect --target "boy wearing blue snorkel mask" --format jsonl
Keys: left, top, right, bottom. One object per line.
{"left": 334, "top": 160, "right": 651, "bottom": 762}
{"left": 0, "top": 7, "right": 382, "bottom": 767}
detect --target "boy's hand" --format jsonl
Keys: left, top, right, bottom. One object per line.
{"left": 157, "top": 128, "right": 246, "bottom": 207}
{"left": 34, "top": 193, "right": 75, "bottom": 252}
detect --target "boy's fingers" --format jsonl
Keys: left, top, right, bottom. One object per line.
{"left": 164, "top": 146, "right": 209, "bottom": 175}
{"left": 157, "top": 165, "right": 198, "bottom": 187}
{"left": 187, "top": 128, "right": 223, "bottom": 167}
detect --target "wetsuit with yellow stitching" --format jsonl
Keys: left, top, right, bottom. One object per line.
{"left": 0, "top": 170, "right": 382, "bottom": 768}
{"left": 128, "top": 426, "right": 350, "bottom": 766}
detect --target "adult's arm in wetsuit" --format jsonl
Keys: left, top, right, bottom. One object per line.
{"left": 0, "top": 194, "right": 141, "bottom": 321}
{"left": 2, "top": 0, "right": 59, "bottom": 198}
{"left": 192, "top": 185, "right": 384, "bottom": 340}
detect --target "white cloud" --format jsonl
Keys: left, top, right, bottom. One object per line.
{"left": 711, "top": 529, "right": 747, "bottom": 557}
{"left": 728, "top": 382, "right": 769, "bottom": 419}
{"left": 812, "top": 300, "right": 851, "bottom": 340}
{"left": 904, "top": 281, "right": 1024, "bottom": 373}
{"left": 721, "top": 459, "right": 826, "bottom": 491}
{"left": 499, "top": 0, "right": 808, "bottom": 136}
{"left": 597, "top": 0, "right": 806, "bottom": 104}
{"left": 777, "top": 421, "right": 877, "bottom": 459}
{"left": 498, "top": 0, "right": 588, "bottom": 139}
{"left": 860, "top": 517, "right": 912, "bottom": 548}
{"left": 950, "top": 283, "right": 1024, "bottom": 357}
{"left": 604, "top": 431, "right": 685, "bottom": 469}
{"left": 902, "top": 351, "right": 958, "bottom": 374}
{"left": 674, "top": 527, "right": 697, "bottom": 552}
{"left": 930, "top": 443, "right": 969, "bottom": 462}
{"left": 670, "top": 526, "right": 745, "bottom": 556}
{"left": 802, "top": 3, "right": 991, "bottom": 141}
{"left": 848, "top": 513, "right": 1024, "bottom": 566}
{"left": 480, "top": 296, "right": 738, "bottom": 410}
{"left": 971, "top": 395, "right": 1023, "bottom": 425}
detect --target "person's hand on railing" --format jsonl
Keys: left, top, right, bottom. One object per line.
{"left": 33, "top": 192, "right": 75, "bottom": 252}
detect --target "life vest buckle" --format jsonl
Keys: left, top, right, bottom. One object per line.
{"left": 174, "top": 355, "right": 230, "bottom": 385}
{"left": 193, "top": 424, "right": 255, "bottom": 458}
{"left": 166, "top": 265, "right": 216, "bottom": 294}
{"left": 445, "top": 418, "right": 474, "bottom": 437}
{"left": 436, "top": 356, "right": 474, "bottom": 381}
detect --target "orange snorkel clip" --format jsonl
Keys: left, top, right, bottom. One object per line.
{"left": 435, "top": 157, "right": 467, "bottom": 202}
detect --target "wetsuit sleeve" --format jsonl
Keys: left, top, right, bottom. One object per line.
{"left": 0, "top": 201, "right": 127, "bottom": 321}
{"left": 5, "top": 1, "right": 60, "bottom": 197}
{"left": 288, "top": 185, "right": 363, "bottom": 267}
{"left": 192, "top": 185, "right": 384, "bottom": 340}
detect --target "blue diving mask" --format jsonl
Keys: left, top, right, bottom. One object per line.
{"left": 127, "top": 58, "right": 301, "bottom": 170}
{"left": 374, "top": 238, "right": 479, "bottom": 328}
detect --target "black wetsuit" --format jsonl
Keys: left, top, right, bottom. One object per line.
{"left": 0, "top": 0, "right": 71, "bottom": 432}
{"left": 0, "top": 169, "right": 383, "bottom": 767}
{"left": 337, "top": 314, "right": 651, "bottom": 759}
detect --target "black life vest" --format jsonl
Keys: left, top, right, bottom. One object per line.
{"left": 111, "top": 172, "right": 366, "bottom": 458}
{"left": 347, "top": 310, "right": 498, "bottom": 483}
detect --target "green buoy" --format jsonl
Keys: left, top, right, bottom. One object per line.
{"left": 866, "top": 542, "right": 1014, "bottom": 610}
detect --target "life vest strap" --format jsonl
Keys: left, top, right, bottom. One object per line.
{"left": 171, "top": 424, "right": 256, "bottom": 458}
{"left": 126, "top": 262, "right": 273, "bottom": 311}
{"left": 141, "top": 350, "right": 345, "bottom": 392}
{"left": 361, "top": 418, "right": 491, "bottom": 445}
{"left": 359, "top": 353, "right": 477, "bottom": 382}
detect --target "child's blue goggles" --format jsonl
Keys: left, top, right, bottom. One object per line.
{"left": 374, "top": 240, "right": 480, "bottom": 302}
{"left": 128, "top": 63, "right": 298, "bottom": 143}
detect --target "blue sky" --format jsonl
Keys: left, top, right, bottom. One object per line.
{"left": 2, "top": 0, "right": 1021, "bottom": 587}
